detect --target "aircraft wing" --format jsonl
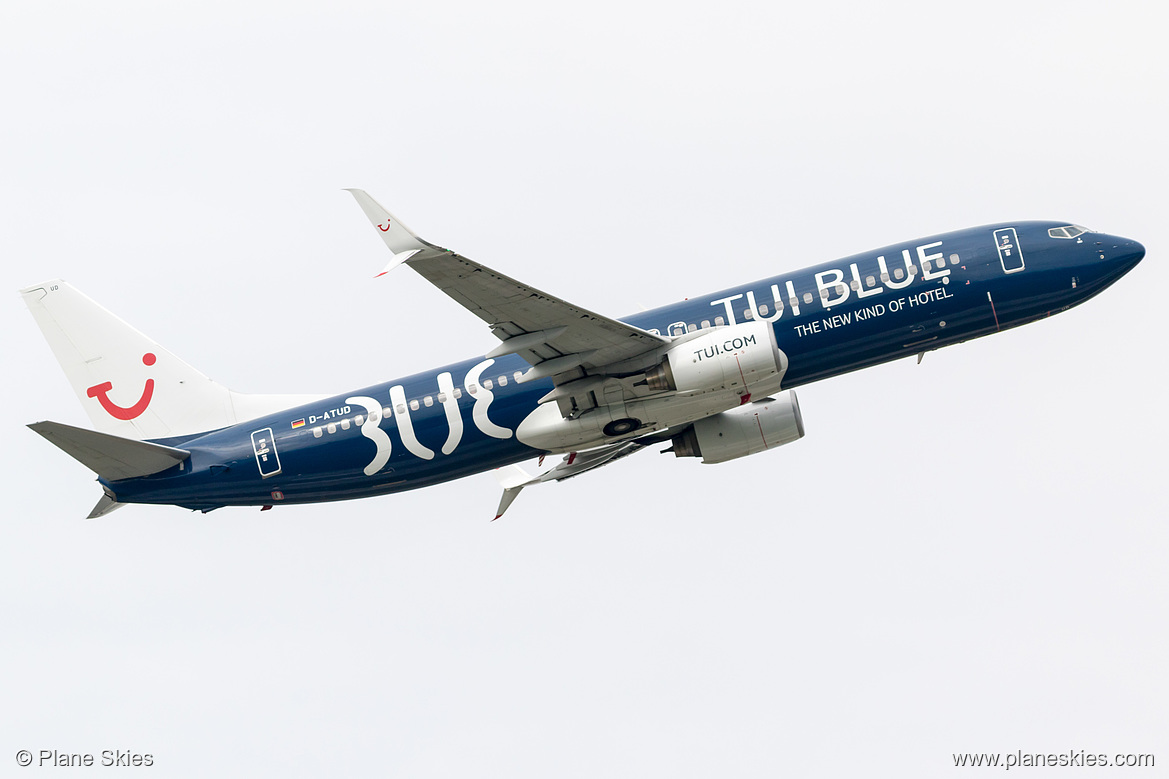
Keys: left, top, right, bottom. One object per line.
{"left": 347, "top": 190, "right": 670, "bottom": 387}
{"left": 493, "top": 433, "right": 668, "bottom": 519}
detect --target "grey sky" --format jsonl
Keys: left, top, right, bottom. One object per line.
{"left": 2, "top": 1, "right": 1165, "bottom": 776}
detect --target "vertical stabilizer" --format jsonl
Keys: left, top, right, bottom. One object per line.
{"left": 21, "top": 280, "right": 322, "bottom": 440}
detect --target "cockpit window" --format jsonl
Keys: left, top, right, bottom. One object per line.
{"left": 1049, "top": 225, "right": 1091, "bottom": 239}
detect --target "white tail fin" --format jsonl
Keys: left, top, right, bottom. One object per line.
{"left": 21, "top": 280, "right": 323, "bottom": 440}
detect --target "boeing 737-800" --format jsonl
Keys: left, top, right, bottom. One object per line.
{"left": 23, "top": 191, "right": 1144, "bottom": 518}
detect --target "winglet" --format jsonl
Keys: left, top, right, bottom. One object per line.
{"left": 493, "top": 464, "right": 536, "bottom": 520}
{"left": 344, "top": 189, "right": 428, "bottom": 276}
{"left": 88, "top": 492, "right": 125, "bottom": 519}
{"left": 494, "top": 485, "right": 525, "bottom": 521}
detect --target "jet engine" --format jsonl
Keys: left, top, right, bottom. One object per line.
{"left": 642, "top": 320, "right": 787, "bottom": 400}
{"left": 668, "top": 391, "right": 804, "bottom": 464}
{"left": 517, "top": 321, "right": 791, "bottom": 453}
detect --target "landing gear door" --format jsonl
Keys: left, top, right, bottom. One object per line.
{"left": 251, "top": 427, "right": 282, "bottom": 478}
{"left": 994, "top": 228, "right": 1025, "bottom": 274}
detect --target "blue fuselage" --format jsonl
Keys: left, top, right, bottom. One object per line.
{"left": 110, "top": 221, "right": 1144, "bottom": 511}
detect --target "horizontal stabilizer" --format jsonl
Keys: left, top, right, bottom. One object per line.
{"left": 29, "top": 421, "right": 190, "bottom": 482}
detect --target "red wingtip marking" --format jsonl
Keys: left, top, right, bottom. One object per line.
{"left": 493, "top": 514, "right": 502, "bottom": 521}
{"left": 374, "top": 271, "right": 388, "bottom": 278}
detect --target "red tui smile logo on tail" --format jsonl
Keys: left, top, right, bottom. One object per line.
{"left": 86, "top": 353, "right": 156, "bottom": 420}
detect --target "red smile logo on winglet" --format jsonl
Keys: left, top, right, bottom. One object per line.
{"left": 86, "top": 353, "right": 156, "bottom": 420}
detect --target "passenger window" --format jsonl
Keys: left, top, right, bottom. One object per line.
{"left": 881, "top": 272, "right": 890, "bottom": 282}
{"left": 423, "top": 396, "right": 434, "bottom": 407}
{"left": 468, "top": 385, "right": 477, "bottom": 395}
{"left": 382, "top": 407, "right": 393, "bottom": 418}
{"left": 340, "top": 418, "right": 351, "bottom": 430}
{"left": 758, "top": 304, "right": 769, "bottom": 316}
{"left": 714, "top": 316, "right": 725, "bottom": 326}
{"left": 850, "top": 279, "right": 860, "bottom": 290}
{"left": 908, "top": 265, "right": 918, "bottom": 275}
{"left": 327, "top": 423, "right": 337, "bottom": 434}
{"left": 498, "top": 375, "right": 507, "bottom": 387}
{"left": 354, "top": 414, "right": 364, "bottom": 425}
{"left": 894, "top": 268, "right": 904, "bottom": 280}
{"left": 312, "top": 427, "right": 323, "bottom": 438}
{"left": 820, "top": 289, "right": 829, "bottom": 300}
{"left": 369, "top": 411, "right": 379, "bottom": 422}
{"left": 453, "top": 388, "right": 462, "bottom": 399}
{"left": 949, "top": 254, "right": 960, "bottom": 265}
{"left": 686, "top": 323, "right": 697, "bottom": 332}
{"left": 437, "top": 393, "right": 446, "bottom": 403}
{"left": 483, "top": 379, "right": 493, "bottom": 390}
{"left": 802, "top": 292, "right": 813, "bottom": 304}
{"left": 922, "top": 260, "right": 931, "bottom": 271}
{"left": 866, "top": 275, "right": 876, "bottom": 287}
{"left": 700, "top": 319, "right": 710, "bottom": 329}
{"left": 514, "top": 371, "right": 523, "bottom": 382}
{"left": 396, "top": 404, "right": 406, "bottom": 414}
{"left": 409, "top": 399, "right": 419, "bottom": 411}
{"left": 743, "top": 308, "right": 754, "bottom": 320}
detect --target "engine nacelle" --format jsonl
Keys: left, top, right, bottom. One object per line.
{"left": 669, "top": 391, "right": 805, "bottom": 464}
{"left": 515, "top": 322, "right": 791, "bottom": 454}
{"left": 644, "top": 320, "right": 786, "bottom": 400}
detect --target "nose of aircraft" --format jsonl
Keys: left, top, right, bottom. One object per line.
{"left": 1114, "top": 237, "right": 1145, "bottom": 275}
{"left": 1124, "top": 238, "right": 1145, "bottom": 265}
{"left": 1092, "top": 234, "right": 1144, "bottom": 280}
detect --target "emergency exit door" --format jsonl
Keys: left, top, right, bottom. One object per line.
{"left": 251, "top": 428, "right": 282, "bottom": 478}
{"left": 994, "top": 228, "right": 1025, "bottom": 274}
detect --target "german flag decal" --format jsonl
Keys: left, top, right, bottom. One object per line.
{"left": 291, "top": 418, "right": 306, "bottom": 429}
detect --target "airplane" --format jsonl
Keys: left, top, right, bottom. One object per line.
{"left": 22, "top": 191, "right": 1144, "bottom": 519}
